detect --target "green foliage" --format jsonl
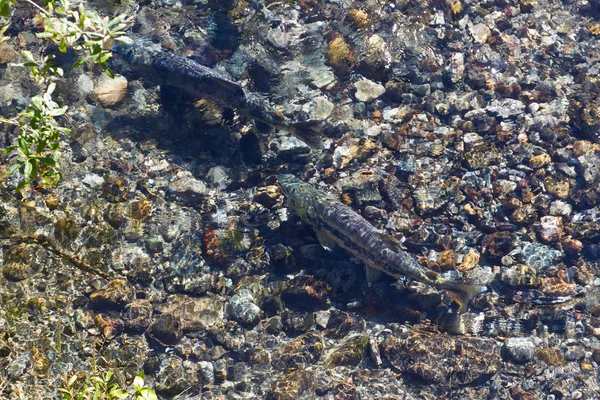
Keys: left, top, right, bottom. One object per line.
{"left": 59, "top": 371, "right": 157, "bottom": 400}
{"left": 38, "top": 0, "right": 133, "bottom": 77}
{"left": 0, "top": 0, "right": 13, "bottom": 18}
{"left": 0, "top": 0, "right": 132, "bottom": 191}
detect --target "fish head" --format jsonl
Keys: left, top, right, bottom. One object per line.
{"left": 278, "top": 174, "right": 314, "bottom": 219}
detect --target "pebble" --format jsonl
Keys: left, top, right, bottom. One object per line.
{"left": 354, "top": 78, "right": 386, "bottom": 102}
{"left": 168, "top": 171, "right": 208, "bottom": 203}
{"left": 226, "top": 289, "right": 262, "bottom": 326}
{"left": 82, "top": 173, "right": 105, "bottom": 188}
{"left": 93, "top": 74, "right": 128, "bottom": 107}
{"left": 549, "top": 200, "right": 572, "bottom": 216}
{"left": 470, "top": 23, "right": 492, "bottom": 44}
{"left": 503, "top": 338, "right": 536, "bottom": 363}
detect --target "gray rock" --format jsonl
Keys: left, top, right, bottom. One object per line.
{"left": 354, "top": 78, "right": 386, "bottom": 102}
{"left": 578, "top": 154, "right": 600, "bottom": 184}
{"left": 271, "top": 136, "right": 310, "bottom": 159}
{"left": 486, "top": 99, "right": 525, "bottom": 119}
{"left": 155, "top": 294, "right": 225, "bottom": 331}
{"left": 503, "top": 338, "right": 535, "bottom": 363}
{"left": 226, "top": 289, "right": 261, "bottom": 326}
{"left": 549, "top": 200, "right": 572, "bottom": 216}
{"left": 206, "top": 166, "right": 231, "bottom": 190}
{"left": 145, "top": 234, "right": 164, "bottom": 254}
{"left": 470, "top": 23, "right": 492, "bottom": 44}
{"left": 302, "top": 96, "right": 334, "bottom": 120}
{"left": 168, "top": 171, "right": 208, "bottom": 203}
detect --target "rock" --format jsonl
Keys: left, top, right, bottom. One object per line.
{"left": 302, "top": 96, "right": 335, "bottom": 120}
{"left": 270, "top": 136, "right": 311, "bottom": 162}
{"left": 269, "top": 369, "right": 314, "bottom": 400}
{"left": 101, "top": 176, "right": 131, "bottom": 203}
{"left": 168, "top": 171, "right": 208, "bottom": 203}
{"left": 500, "top": 264, "right": 541, "bottom": 288}
{"left": 147, "top": 314, "right": 183, "bottom": 345}
{"left": 326, "top": 35, "right": 355, "bottom": 75}
{"left": 578, "top": 153, "right": 600, "bottom": 183}
{"left": 503, "top": 338, "right": 536, "bottom": 363}
{"left": 89, "top": 278, "right": 135, "bottom": 310}
{"left": 325, "top": 334, "right": 369, "bottom": 367}
{"left": 206, "top": 166, "right": 230, "bottom": 190}
{"left": 2, "top": 244, "right": 42, "bottom": 281}
{"left": 0, "top": 42, "right": 18, "bottom": 65}
{"left": 325, "top": 310, "right": 366, "bottom": 339}
{"left": 94, "top": 74, "right": 128, "bottom": 107}
{"left": 482, "top": 232, "right": 516, "bottom": 259}
{"left": 254, "top": 185, "right": 281, "bottom": 209}
{"left": 82, "top": 173, "right": 105, "bottom": 188}
{"left": 470, "top": 23, "right": 492, "bottom": 44}
{"left": 154, "top": 355, "right": 199, "bottom": 396}
{"left": 226, "top": 289, "right": 261, "bottom": 326}
{"left": 380, "top": 330, "right": 499, "bottom": 387}
{"left": 77, "top": 74, "right": 94, "bottom": 96}
{"left": 529, "top": 153, "right": 551, "bottom": 169}
{"left": 123, "top": 299, "right": 153, "bottom": 331}
{"left": 155, "top": 294, "right": 225, "bottom": 332}
{"left": 549, "top": 200, "right": 572, "bottom": 216}
{"left": 537, "top": 216, "right": 563, "bottom": 243}
{"left": 281, "top": 276, "right": 331, "bottom": 310}
{"left": 145, "top": 234, "right": 164, "bottom": 253}
{"left": 486, "top": 99, "right": 525, "bottom": 119}
{"left": 281, "top": 311, "right": 315, "bottom": 333}
{"left": 510, "top": 204, "right": 537, "bottom": 224}
{"left": 272, "top": 331, "right": 323, "bottom": 371}
{"left": 354, "top": 78, "right": 386, "bottom": 102}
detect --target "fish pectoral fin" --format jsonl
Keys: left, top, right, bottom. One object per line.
{"left": 376, "top": 231, "right": 405, "bottom": 252}
{"left": 314, "top": 228, "right": 338, "bottom": 252}
{"left": 365, "top": 266, "right": 384, "bottom": 284}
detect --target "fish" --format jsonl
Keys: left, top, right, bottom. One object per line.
{"left": 113, "top": 38, "right": 323, "bottom": 149}
{"left": 278, "top": 174, "right": 485, "bottom": 310}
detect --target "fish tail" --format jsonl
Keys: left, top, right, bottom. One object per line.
{"left": 439, "top": 279, "right": 486, "bottom": 312}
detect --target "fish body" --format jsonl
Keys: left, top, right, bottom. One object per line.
{"left": 113, "top": 40, "right": 322, "bottom": 148}
{"left": 278, "top": 174, "right": 484, "bottom": 309}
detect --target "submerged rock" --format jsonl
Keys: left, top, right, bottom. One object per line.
{"left": 380, "top": 330, "right": 500, "bottom": 387}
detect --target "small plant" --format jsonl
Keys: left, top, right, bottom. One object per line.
{"left": 59, "top": 371, "right": 157, "bottom": 400}
{"left": 0, "top": 0, "right": 133, "bottom": 191}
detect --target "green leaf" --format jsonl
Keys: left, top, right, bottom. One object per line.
{"left": 15, "top": 179, "right": 28, "bottom": 192}
{"left": 2, "top": 145, "right": 17, "bottom": 155}
{"left": 31, "top": 96, "right": 43, "bottom": 110}
{"left": 110, "top": 389, "right": 129, "bottom": 399}
{"left": 114, "top": 36, "right": 134, "bottom": 45}
{"left": 22, "top": 62, "right": 38, "bottom": 67}
{"left": 97, "top": 52, "right": 111, "bottom": 64}
{"left": 36, "top": 32, "right": 55, "bottom": 38}
{"left": 22, "top": 50, "right": 35, "bottom": 61}
{"left": 23, "top": 160, "right": 32, "bottom": 177}
{"left": 137, "top": 389, "right": 158, "bottom": 400}
{"left": 72, "top": 55, "right": 90, "bottom": 69}
{"left": 47, "top": 82, "right": 56, "bottom": 96}
{"left": 58, "top": 37, "right": 67, "bottom": 53}
{"left": 8, "top": 163, "right": 20, "bottom": 175}
{"left": 100, "top": 63, "right": 114, "bottom": 78}
{"left": 0, "top": 2, "right": 9, "bottom": 18}
{"left": 48, "top": 105, "right": 68, "bottom": 116}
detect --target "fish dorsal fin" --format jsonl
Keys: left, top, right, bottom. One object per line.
{"left": 315, "top": 228, "right": 338, "bottom": 252}
{"left": 376, "top": 231, "right": 404, "bottom": 252}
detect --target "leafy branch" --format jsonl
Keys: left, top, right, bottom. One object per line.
{"left": 0, "top": 0, "right": 132, "bottom": 191}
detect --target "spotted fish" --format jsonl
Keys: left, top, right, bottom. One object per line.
{"left": 113, "top": 39, "right": 323, "bottom": 148}
{"left": 279, "top": 174, "right": 485, "bottom": 310}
